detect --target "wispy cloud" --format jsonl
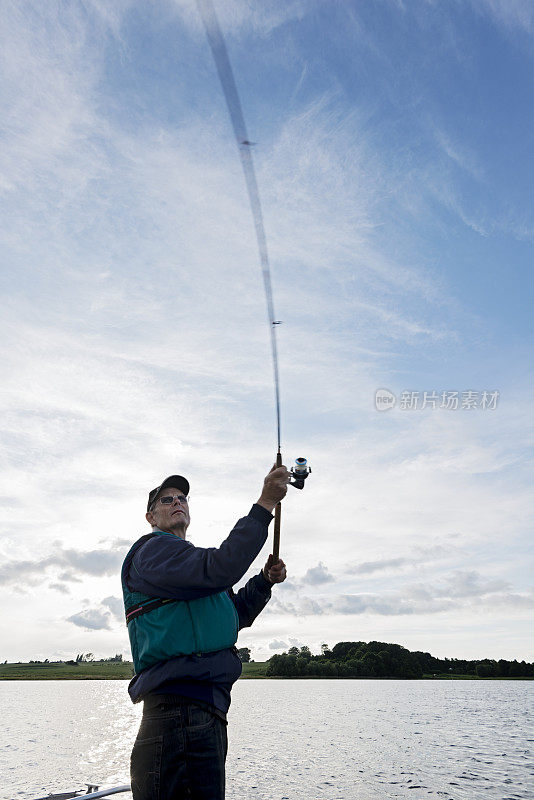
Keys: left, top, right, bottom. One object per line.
{"left": 347, "top": 557, "right": 411, "bottom": 576}
{"left": 102, "top": 595, "right": 125, "bottom": 623}
{"left": 472, "top": 0, "right": 534, "bottom": 38}
{"left": 269, "top": 638, "right": 288, "bottom": 649}
{"left": 0, "top": 547, "right": 125, "bottom": 587}
{"left": 67, "top": 608, "right": 112, "bottom": 631}
{"left": 66, "top": 594, "right": 124, "bottom": 631}
{"left": 301, "top": 562, "right": 335, "bottom": 586}
{"left": 432, "top": 127, "right": 484, "bottom": 181}
{"left": 50, "top": 582, "right": 70, "bottom": 595}
{"left": 174, "top": 0, "right": 312, "bottom": 39}
{"left": 268, "top": 571, "right": 532, "bottom": 617}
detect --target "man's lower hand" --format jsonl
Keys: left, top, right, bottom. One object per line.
{"left": 263, "top": 554, "right": 287, "bottom": 585}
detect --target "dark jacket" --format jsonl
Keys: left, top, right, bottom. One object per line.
{"left": 123, "top": 503, "right": 273, "bottom": 714}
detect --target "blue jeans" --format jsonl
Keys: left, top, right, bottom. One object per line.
{"left": 131, "top": 696, "right": 228, "bottom": 800}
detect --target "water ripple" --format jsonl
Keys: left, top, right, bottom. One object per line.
{"left": 1, "top": 679, "right": 532, "bottom": 800}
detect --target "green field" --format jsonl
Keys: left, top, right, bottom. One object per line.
{"left": 0, "top": 660, "right": 266, "bottom": 680}
{"left": 0, "top": 661, "right": 134, "bottom": 680}
{"left": 240, "top": 661, "right": 268, "bottom": 678}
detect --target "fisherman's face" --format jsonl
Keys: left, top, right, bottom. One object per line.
{"left": 146, "top": 486, "right": 190, "bottom": 539}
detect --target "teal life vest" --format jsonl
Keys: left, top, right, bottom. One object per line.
{"left": 121, "top": 531, "right": 239, "bottom": 674}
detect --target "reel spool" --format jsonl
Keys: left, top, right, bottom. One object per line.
{"left": 289, "top": 457, "right": 311, "bottom": 490}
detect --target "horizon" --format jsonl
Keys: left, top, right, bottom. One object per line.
{"left": 5, "top": 635, "right": 534, "bottom": 666}
{"left": 1, "top": 0, "right": 533, "bottom": 664}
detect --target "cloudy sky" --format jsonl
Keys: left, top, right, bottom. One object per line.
{"left": 1, "top": 0, "right": 532, "bottom": 664}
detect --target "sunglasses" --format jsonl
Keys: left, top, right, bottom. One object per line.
{"left": 158, "top": 494, "right": 188, "bottom": 505}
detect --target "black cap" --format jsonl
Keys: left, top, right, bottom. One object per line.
{"left": 147, "top": 475, "right": 190, "bottom": 512}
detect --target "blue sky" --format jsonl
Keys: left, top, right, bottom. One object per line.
{"left": 1, "top": 0, "right": 532, "bottom": 663}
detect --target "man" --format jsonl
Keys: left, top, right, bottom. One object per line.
{"left": 122, "top": 464, "right": 289, "bottom": 799}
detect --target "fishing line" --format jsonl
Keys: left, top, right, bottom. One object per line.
{"left": 196, "top": 0, "right": 282, "bottom": 454}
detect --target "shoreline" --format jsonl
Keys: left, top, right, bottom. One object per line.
{"left": 0, "top": 662, "right": 531, "bottom": 681}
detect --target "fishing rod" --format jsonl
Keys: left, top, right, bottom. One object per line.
{"left": 196, "top": 0, "right": 311, "bottom": 558}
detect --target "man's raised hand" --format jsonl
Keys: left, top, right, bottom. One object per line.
{"left": 256, "top": 464, "right": 290, "bottom": 513}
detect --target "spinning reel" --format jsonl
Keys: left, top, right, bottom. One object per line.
{"left": 288, "top": 457, "right": 311, "bottom": 490}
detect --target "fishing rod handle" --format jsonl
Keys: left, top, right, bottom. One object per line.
{"left": 273, "top": 504, "right": 281, "bottom": 561}
{"left": 272, "top": 451, "right": 282, "bottom": 561}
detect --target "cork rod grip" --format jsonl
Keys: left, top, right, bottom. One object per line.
{"left": 272, "top": 451, "right": 282, "bottom": 561}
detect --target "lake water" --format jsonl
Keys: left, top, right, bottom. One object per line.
{"left": 2, "top": 679, "right": 532, "bottom": 800}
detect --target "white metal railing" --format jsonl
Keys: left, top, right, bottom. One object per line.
{"left": 32, "top": 785, "right": 131, "bottom": 800}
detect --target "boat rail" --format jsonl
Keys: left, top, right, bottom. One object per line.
{"left": 32, "top": 785, "right": 131, "bottom": 800}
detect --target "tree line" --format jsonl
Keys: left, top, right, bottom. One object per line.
{"left": 64, "top": 653, "right": 123, "bottom": 665}
{"left": 266, "top": 641, "right": 534, "bottom": 678}
{"left": 21, "top": 653, "right": 125, "bottom": 666}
